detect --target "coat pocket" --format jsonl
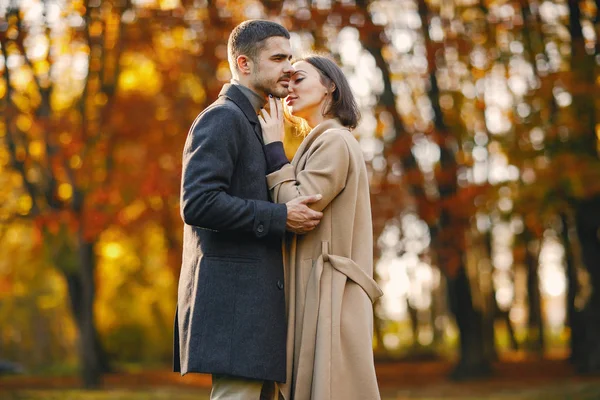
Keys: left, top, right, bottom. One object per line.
{"left": 194, "top": 255, "right": 260, "bottom": 368}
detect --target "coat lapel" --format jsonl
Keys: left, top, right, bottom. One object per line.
{"left": 219, "top": 84, "right": 265, "bottom": 145}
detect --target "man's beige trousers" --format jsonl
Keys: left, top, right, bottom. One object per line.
{"left": 210, "top": 374, "right": 279, "bottom": 400}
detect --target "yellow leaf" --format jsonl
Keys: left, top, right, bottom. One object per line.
{"left": 29, "top": 140, "right": 44, "bottom": 159}
{"left": 58, "top": 183, "right": 73, "bottom": 201}
{"left": 17, "top": 195, "right": 32, "bottom": 215}
{"left": 16, "top": 114, "right": 32, "bottom": 132}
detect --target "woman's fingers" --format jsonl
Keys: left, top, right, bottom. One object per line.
{"left": 260, "top": 97, "right": 284, "bottom": 143}
{"left": 269, "top": 95, "right": 276, "bottom": 117}
{"left": 277, "top": 98, "right": 283, "bottom": 122}
{"left": 260, "top": 108, "right": 270, "bottom": 121}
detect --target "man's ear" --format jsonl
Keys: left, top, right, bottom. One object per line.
{"left": 236, "top": 55, "right": 252, "bottom": 75}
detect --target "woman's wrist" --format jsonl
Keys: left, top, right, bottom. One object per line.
{"left": 264, "top": 141, "right": 289, "bottom": 173}
{"left": 263, "top": 136, "right": 282, "bottom": 145}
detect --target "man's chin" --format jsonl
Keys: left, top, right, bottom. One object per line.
{"left": 271, "top": 87, "right": 290, "bottom": 99}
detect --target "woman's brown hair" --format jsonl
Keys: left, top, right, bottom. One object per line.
{"left": 284, "top": 55, "right": 361, "bottom": 136}
{"left": 302, "top": 55, "right": 361, "bottom": 129}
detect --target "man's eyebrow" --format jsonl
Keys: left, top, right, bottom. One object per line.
{"left": 271, "top": 53, "right": 293, "bottom": 59}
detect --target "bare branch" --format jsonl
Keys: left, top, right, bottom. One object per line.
{"left": 355, "top": 1, "right": 406, "bottom": 139}
{"left": 78, "top": 0, "right": 95, "bottom": 139}
{"left": 1, "top": 37, "right": 40, "bottom": 216}
{"left": 11, "top": 8, "right": 45, "bottom": 110}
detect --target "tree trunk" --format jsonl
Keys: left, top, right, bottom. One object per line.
{"left": 64, "top": 235, "right": 104, "bottom": 388}
{"left": 407, "top": 298, "right": 419, "bottom": 347}
{"left": 483, "top": 291, "right": 498, "bottom": 361}
{"left": 430, "top": 278, "right": 446, "bottom": 347}
{"left": 482, "top": 232, "right": 499, "bottom": 359}
{"left": 503, "top": 306, "right": 519, "bottom": 351}
{"left": 65, "top": 270, "right": 111, "bottom": 376}
{"left": 575, "top": 197, "right": 600, "bottom": 373}
{"left": 48, "top": 225, "right": 109, "bottom": 386}
{"left": 561, "top": 212, "right": 584, "bottom": 364}
{"left": 524, "top": 233, "right": 544, "bottom": 356}
{"left": 447, "top": 267, "right": 491, "bottom": 380}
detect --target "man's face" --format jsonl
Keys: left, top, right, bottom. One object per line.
{"left": 249, "top": 36, "right": 293, "bottom": 99}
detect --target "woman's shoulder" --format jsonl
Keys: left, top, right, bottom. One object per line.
{"left": 319, "top": 127, "right": 361, "bottom": 152}
{"left": 317, "top": 125, "right": 354, "bottom": 141}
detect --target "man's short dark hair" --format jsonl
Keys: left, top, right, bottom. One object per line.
{"left": 228, "top": 20, "right": 290, "bottom": 72}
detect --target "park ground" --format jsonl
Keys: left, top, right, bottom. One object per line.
{"left": 2, "top": 359, "right": 600, "bottom": 399}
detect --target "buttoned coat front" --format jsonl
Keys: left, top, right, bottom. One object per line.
{"left": 266, "top": 119, "right": 383, "bottom": 400}
{"left": 174, "top": 84, "right": 288, "bottom": 383}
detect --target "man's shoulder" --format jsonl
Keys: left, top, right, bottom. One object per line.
{"left": 189, "top": 99, "right": 248, "bottom": 134}
{"left": 199, "top": 98, "right": 245, "bottom": 120}
{"left": 187, "top": 98, "right": 250, "bottom": 142}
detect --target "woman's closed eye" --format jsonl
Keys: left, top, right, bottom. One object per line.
{"left": 294, "top": 78, "right": 304, "bottom": 84}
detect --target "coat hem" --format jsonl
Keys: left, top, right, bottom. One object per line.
{"left": 175, "top": 367, "right": 286, "bottom": 384}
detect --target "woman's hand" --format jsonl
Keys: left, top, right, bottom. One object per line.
{"left": 258, "top": 95, "right": 284, "bottom": 144}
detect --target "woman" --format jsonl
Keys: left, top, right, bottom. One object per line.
{"left": 258, "top": 56, "right": 383, "bottom": 400}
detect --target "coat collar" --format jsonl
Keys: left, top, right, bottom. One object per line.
{"left": 219, "top": 83, "right": 265, "bottom": 145}
{"left": 219, "top": 84, "right": 260, "bottom": 125}
{"left": 291, "top": 119, "right": 349, "bottom": 165}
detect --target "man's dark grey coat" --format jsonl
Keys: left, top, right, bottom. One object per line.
{"left": 174, "top": 84, "right": 288, "bottom": 383}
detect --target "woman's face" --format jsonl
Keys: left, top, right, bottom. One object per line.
{"left": 285, "top": 61, "right": 330, "bottom": 119}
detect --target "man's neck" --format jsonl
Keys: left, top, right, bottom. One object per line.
{"left": 232, "top": 79, "right": 265, "bottom": 100}
{"left": 231, "top": 79, "right": 267, "bottom": 113}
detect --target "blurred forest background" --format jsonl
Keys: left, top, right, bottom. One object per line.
{"left": 1, "top": 0, "right": 600, "bottom": 391}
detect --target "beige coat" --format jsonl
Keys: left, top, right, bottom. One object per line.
{"left": 267, "top": 119, "right": 383, "bottom": 400}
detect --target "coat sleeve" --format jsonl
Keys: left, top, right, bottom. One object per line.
{"left": 180, "top": 106, "right": 287, "bottom": 238}
{"left": 266, "top": 131, "right": 350, "bottom": 212}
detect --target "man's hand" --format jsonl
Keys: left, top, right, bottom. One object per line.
{"left": 285, "top": 195, "right": 323, "bottom": 234}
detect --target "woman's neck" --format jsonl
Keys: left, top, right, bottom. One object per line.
{"left": 305, "top": 111, "right": 327, "bottom": 129}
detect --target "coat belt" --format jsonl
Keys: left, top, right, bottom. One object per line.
{"left": 320, "top": 241, "right": 383, "bottom": 302}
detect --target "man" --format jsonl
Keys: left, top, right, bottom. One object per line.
{"left": 174, "top": 20, "right": 322, "bottom": 399}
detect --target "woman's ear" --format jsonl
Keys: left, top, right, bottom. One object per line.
{"left": 236, "top": 55, "right": 252, "bottom": 75}
{"left": 329, "top": 83, "right": 337, "bottom": 94}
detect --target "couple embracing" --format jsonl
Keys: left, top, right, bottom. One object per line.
{"left": 174, "top": 19, "right": 383, "bottom": 400}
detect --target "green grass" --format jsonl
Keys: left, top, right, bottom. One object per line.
{"left": 3, "top": 382, "right": 600, "bottom": 400}
{"left": 387, "top": 381, "right": 600, "bottom": 400}
{"left": 0, "top": 389, "right": 210, "bottom": 400}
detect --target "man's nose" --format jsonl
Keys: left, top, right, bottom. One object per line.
{"left": 282, "top": 60, "right": 293, "bottom": 74}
